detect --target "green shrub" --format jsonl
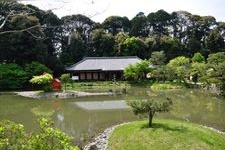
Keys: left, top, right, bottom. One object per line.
{"left": 25, "top": 61, "right": 52, "bottom": 80}
{"left": 0, "top": 63, "right": 28, "bottom": 90}
{"left": 0, "top": 120, "right": 26, "bottom": 149}
{"left": 124, "top": 60, "right": 151, "bottom": 81}
{"left": 30, "top": 118, "right": 78, "bottom": 150}
{"left": 151, "top": 82, "right": 184, "bottom": 90}
{"left": 0, "top": 118, "right": 79, "bottom": 150}
{"left": 30, "top": 73, "right": 53, "bottom": 92}
{"left": 60, "top": 73, "right": 72, "bottom": 91}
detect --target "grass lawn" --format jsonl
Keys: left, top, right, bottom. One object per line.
{"left": 62, "top": 80, "right": 155, "bottom": 92}
{"left": 62, "top": 81, "right": 130, "bottom": 92}
{"left": 108, "top": 119, "right": 225, "bottom": 150}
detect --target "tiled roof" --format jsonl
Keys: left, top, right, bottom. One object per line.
{"left": 66, "top": 56, "right": 142, "bottom": 71}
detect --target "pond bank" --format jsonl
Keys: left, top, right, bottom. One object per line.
{"left": 83, "top": 120, "right": 225, "bottom": 150}
{"left": 16, "top": 91, "right": 113, "bottom": 99}
{"left": 84, "top": 122, "right": 129, "bottom": 150}
{"left": 150, "top": 82, "right": 224, "bottom": 96}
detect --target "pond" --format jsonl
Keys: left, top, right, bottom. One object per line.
{"left": 0, "top": 87, "right": 225, "bottom": 144}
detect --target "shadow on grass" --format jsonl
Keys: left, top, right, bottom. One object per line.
{"left": 140, "top": 122, "right": 188, "bottom": 133}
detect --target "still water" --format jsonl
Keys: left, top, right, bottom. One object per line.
{"left": 0, "top": 87, "right": 225, "bottom": 142}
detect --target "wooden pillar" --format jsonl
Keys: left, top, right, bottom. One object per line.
{"left": 98, "top": 72, "right": 100, "bottom": 80}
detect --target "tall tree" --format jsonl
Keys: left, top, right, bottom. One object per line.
{"left": 60, "top": 14, "right": 97, "bottom": 61}
{"left": 130, "top": 12, "right": 148, "bottom": 37}
{"left": 102, "top": 16, "right": 131, "bottom": 35}
{"left": 149, "top": 51, "right": 167, "bottom": 82}
{"left": 123, "top": 36, "right": 147, "bottom": 58}
{"left": 159, "top": 36, "right": 182, "bottom": 60}
{"left": 147, "top": 9, "right": 172, "bottom": 36}
{"left": 91, "top": 28, "right": 115, "bottom": 56}
{"left": 124, "top": 60, "right": 151, "bottom": 81}
{"left": 190, "top": 53, "right": 206, "bottom": 83}
{"left": 0, "top": 13, "right": 48, "bottom": 65}
{"left": 60, "top": 32, "right": 86, "bottom": 65}
{"left": 149, "top": 51, "right": 166, "bottom": 66}
{"left": 206, "top": 28, "right": 225, "bottom": 54}
{"left": 61, "top": 14, "right": 96, "bottom": 43}
{"left": 206, "top": 52, "right": 225, "bottom": 84}
{"left": 114, "top": 32, "right": 129, "bottom": 55}
{"left": 0, "top": 1, "right": 61, "bottom": 68}
{"left": 167, "top": 56, "right": 190, "bottom": 83}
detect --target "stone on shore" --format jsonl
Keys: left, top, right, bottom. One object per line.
{"left": 16, "top": 91, "right": 113, "bottom": 99}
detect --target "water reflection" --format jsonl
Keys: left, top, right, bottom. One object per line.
{"left": 74, "top": 100, "right": 129, "bottom": 111}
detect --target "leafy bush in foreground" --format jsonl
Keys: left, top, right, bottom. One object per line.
{"left": 0, "top": 118, "right": 78, "bottom": 150}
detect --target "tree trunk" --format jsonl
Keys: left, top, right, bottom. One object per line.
{"left": 64, "top": 83, "right": 67, "bottom": 91}
{"left": 163, "top": 72, "right": 166, "bottom": 83}
{"left": 148, "top": 111, "right": 154, "bottom": 128}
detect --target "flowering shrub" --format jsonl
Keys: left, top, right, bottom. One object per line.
{"left": 30, "top": 73, "right": 53, "bottom": 92}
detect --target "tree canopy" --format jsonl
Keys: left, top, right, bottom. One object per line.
{"left": 127, "top": 98, "right": 173, "bottom": 127}
{"left": 1, "top": 1, "right": 225, "bottom": 90}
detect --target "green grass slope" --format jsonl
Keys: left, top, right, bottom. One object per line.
{"left": 108, "top": 119, "right": 225, "bottom": 150}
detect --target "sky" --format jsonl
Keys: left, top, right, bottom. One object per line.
{"left": 20, "top": 0, "right": 225, "bottom": 23}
